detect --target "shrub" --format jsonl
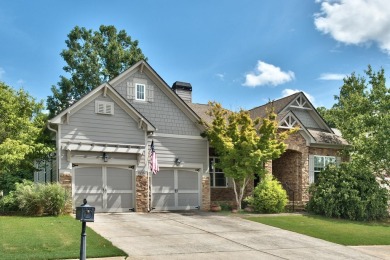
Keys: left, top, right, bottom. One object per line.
{"left": 307, "top": 162, "right": 389, "bottom": 221}
{"left": 40, "top": 183, "right": 70, "bottom": 216}
{"left": 14, "top": 180, "right": 43, "bottom": 215}
{"left": 0, "top": 192, "right": 19, "bottom": 213}
{"left": 8, "top": 180, "right": 70, "bottom": 216}
{"left": 245, "top": 174, "right": 288, "bottom": 213}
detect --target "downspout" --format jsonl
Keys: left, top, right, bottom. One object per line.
{"left": 47, "top": 122, "right": 59, "bottom": 182}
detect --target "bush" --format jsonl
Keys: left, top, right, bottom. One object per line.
{"left": 307, "top": 162, "right": 389, "bottom": 221}
{"left": 0, "top": 192, "right": 19, "bottom": 213}
{"left": 245, "top": 174, "right": 288, "bottom": 213}
{"left": 14, "top": 180, "right": 43, "bottom": 215}
{"left": 5, "top": 180, "right": 70, "bottom": 216}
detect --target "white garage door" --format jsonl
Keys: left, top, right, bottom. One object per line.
{"left": 152, "top": 169, "right": 200, "bottom": 210}
{"left": 73, "top": 165, "right": 134, "bottom": 212}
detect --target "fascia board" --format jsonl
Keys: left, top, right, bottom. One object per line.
{"left": 48, "top": 82, "right": 108, "bottom": 124}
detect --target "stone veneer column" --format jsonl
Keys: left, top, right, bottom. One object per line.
{"left": 202, "top": 175, "right": 210, "bottom": 211}
{"left": 59, "top": 172, "right": 72, "bottom": 192}
{"left": 136, "top": 175, "right": 148, "bottom": 212}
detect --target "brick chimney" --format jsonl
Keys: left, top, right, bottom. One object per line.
{"left": 172, "top": 81, "right": 192, "bottom": 103}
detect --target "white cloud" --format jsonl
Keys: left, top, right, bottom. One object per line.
{"left": 282, "top": 89, "right": 316, "bottom": 104}
{"left": 314, "top": 0, "right": 390, "bottom": 54}
{"left": 17, "top": 79, "right": 25, "bottom": 85}
{"left": 0, "top": 67, "right": 5, "bottom": 79}
{"left": 215, "top": 73, "right": 225, "bottom": 81}
{"left": 318, "top": 73, "right": 345, "bottom": 80}
{"left": 243, "top": 61, "right": 295, "bottom": 87}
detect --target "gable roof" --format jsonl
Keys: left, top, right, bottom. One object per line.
{"left": 48, "top": 82, "right": 156, "bottom": 132}
{"left": 249, "top": 92, "right": 300, "bottom": 120}
{"left": 109, "top": 60, "right": 205, "bottom": 132}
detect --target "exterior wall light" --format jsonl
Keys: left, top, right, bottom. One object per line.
{"left": 103, "top": 152, "right": 109, "bottom": 162}
{"left": 175, "top": 158, "right": 182, "bottom": 166}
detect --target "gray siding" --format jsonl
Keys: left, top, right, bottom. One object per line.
{"left": 291, "top": 109, "right": 320, "bottom": 129}
{"left": 175, "top": 89, "right": 192, "bottom": 103}
{"left": 61, "top": 95, "right": 145, "bottom": 144}
{"left": 113, "top": 71, "right": 201, "bottom": 136}
{"left": 149, "top": 136, "right": 208, "bottom": 170}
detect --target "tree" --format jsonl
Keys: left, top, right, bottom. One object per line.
{"left": 47, "top": 25, "right": 147, "bottom": 117}
{"left": 330, "top": 66, "right": 390, "bottom": 178}
{"left": 316, "top": 106, "right": 337, "bottom": 128}
{"left": 0, "top": 82, "right": 51, "bottom": 193}
{"left": 202, "top": 102, "right": 292, "bottom": 210}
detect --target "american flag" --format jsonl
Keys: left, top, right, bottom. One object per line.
{"left": 150, "top": 141, "right": 159, "bottom": 174}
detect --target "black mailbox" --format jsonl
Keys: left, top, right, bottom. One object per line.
{"left": 76, "top": 199, "right": 95, "bottom": 222}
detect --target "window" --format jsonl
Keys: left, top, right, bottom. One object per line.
{"left": 136, "top": 84, "right": 145, "bottom": 101}
{"left": 209, "top": 157, "right": 227, "bottom": 187}
{"left": 127, "top": 81, "right": 154, "bottom": 102}
{"left": 310, "top": 155, "right": 336, "bottom": 183}
{"left": 95, "top": 101, "right": 114, "bottom": 115}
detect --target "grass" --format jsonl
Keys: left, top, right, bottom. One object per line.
{"left": 0, "top": 215, "right": 127, "bottom": 260}
{"left": 246, "top": 214, "right": 390, "bottom": 246}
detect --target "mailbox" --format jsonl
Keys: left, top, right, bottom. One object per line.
{"left": 76, "top": 199, "right": 95, "bottom": 222}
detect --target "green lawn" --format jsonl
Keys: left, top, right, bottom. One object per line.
{"left": 0, "top": 215, "right": 127, "bottom": 260}
{"left": 247, "top": 214, "right": 390, "bottom": 246}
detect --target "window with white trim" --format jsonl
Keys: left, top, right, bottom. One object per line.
{"left": 209, "top": 157, "right": 227, "bottom": 187}
{"left": 127, "top": 81, "right": 154, "bottom": 102}
{"left": 95, "top": 101, "right": 114, "bottom": 115}
{"left": 136, "top": 83, "right": 145, "bottom": 101}
{"left": 309, "top": 155, "right": 337, "bottom": 183}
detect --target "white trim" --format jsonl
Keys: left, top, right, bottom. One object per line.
{"left": 71, "top": 157, "right": 137, "bottom": 166}
{"left": 135, "top": 83, "right": 146, "bottom": 101}
{"left": 62, "top": 143, "right": 144, "bottom": 154}
{"left": 151, "top": 133, "right": 205, "bottom": 140}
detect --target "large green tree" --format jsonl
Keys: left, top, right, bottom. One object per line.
{"left": 202, "top": 102, "right": 292, "bottom": 210}
{"left": 0, "top": 82, "right": 51, "bottom": 193}
{"left": 323, "top": 66, "right": 390, "bottom": 178}
{"left": 47, "top": 25, "right": 147, "bottom": 117}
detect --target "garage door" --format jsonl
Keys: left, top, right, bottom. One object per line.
{"left": 152, "top": 169, "right": 200, "bottom": 210}
{"left": 73, "top": 165, "right": 134, "bottom": 212}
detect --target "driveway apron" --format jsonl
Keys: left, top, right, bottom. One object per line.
{"left": 88, "top": 212, "right": 381, "bottom": 260}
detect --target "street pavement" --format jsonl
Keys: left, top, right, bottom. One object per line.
{"left": 87, "top": 212, "right": 388, "bottom": 260}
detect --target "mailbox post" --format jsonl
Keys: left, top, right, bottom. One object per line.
{"left": 76, "top": 199, "right": 95, "bottom": 260}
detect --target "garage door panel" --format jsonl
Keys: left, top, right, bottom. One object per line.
{"left": 107, "top": 193, "right": 133, "bottom": 210}
{"left": 106, "top": 167, "right": 133, "bottom": 191}
{"left": 152, "top": 170, "right": 174, "bottom": 193}
{"left": 74, "top": 193, "right": 103, "bottom": 212}
{"left": 177, "top": 170, "right": 198, "bottom": 191}
{"left": 178, "top": 194, "right": 198, "bottom": 207}
{"left": 74, "top": 167, "right": 103, "bottom": 193}
{"left": 152, "top": 193, "right": 175, "bottom": 208}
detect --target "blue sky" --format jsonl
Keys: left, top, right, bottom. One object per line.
{"left": 1, "top": 0, "right": 389, "bottom": 111}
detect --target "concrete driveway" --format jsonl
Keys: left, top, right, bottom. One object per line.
{"left": 88, "top": 212, "right": 382, "bottom": 260}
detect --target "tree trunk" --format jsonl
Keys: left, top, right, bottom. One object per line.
{"left": 232, "top": 178, "right": 251, "bottom": 211}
